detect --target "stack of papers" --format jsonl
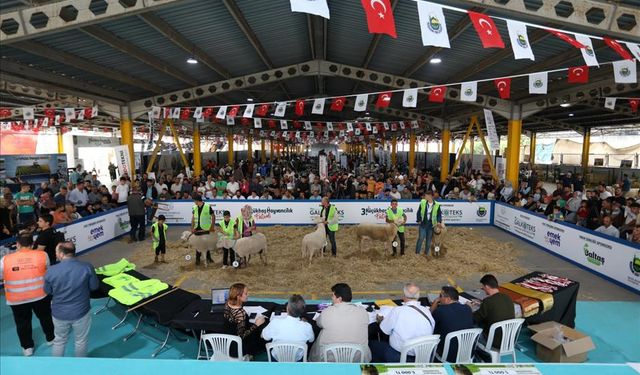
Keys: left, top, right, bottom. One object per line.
{"left": 243, "top": 306, "right": 267, "bottom": 324}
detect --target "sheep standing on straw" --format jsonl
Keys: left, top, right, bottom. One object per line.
{"left": 301, "top": 216, "right": 326, "bottom": 265}
{"left": 355, "top": 216, "right": 405, "bottom": 254}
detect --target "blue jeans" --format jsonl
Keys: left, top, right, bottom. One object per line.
{"left": 415, "top": 225, "right": 433, "bottom": 255}
{"left": 369, "top": 340, "right": 415, "bottom": 363}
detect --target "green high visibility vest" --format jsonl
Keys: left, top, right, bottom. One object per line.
{"left": 95, "top": 258, "right": 136, "bottom": 276}
{"left": 419, "top": 200, "right": 441, "bottom": 227}
{"left": 102, "top": 273, "right": 140, "bottom": 288}
{"left": 220, "top": 219, "right": 235, "bottom": 239}
{"left": 108, "top": 279, "right": 169, "bottom": 306}
{"left": 151, "top": 222, "right": 168, "bottom": 250}
{"left": 321, "top": 204, "right": 339, "bottom": 232}
{"left": 193, "top": 203, "right": 213, "bottom": 231}
{"left": 236, "top": 216, "right": 255, "bottom": 237}
{"left": 386, "top": 207, "right": 405, "bottom": 233}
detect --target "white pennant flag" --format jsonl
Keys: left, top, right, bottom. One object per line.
{"left": 411, "top": 121, "right": 419, "bottom": 129}
{"left": 54, "top": 115, "right": 61, "bottom": 126}
{"left": 400, "top": 122, "right": 406, "bottom": 130}
{"left": 460, "top": 81, "right": 478, "bottom": 102}
{"left": 216, "top": 106, "right": 228, "bottom": 119}
{"left": 354, "top": 94, "right": 368, "bottom": 112}
{"left": 295, "top": 131, "right": 301, "bottom": 139}
{"left": 0, "top": 122, "right": 10, "bottom": 131}
{"left": 529, "top": 72, "right": 548, "bottom": 94}
{"left": 365, "top": 122, "right": 372, "bottom": 131}
{"left": 355, "top": 128, "right": 361, "bottom": 136}
{"left": 391, "top": 123, "right": 397, "bottom": 131}
{"left": 163, "top": 107, "right": 171, "bottom": 118}
{"left": 280, "top": 120, "right": 288, "bottom": 129}
{"left": 22, "top": 107, "right": 34, "bottom": 120}
{"left": 326, "top": 122, "right": 333, "bottom": 131}
{"left": 41, "top": 117, "right": 49, "bottom": 127}
{"left": 290, "top": 0, "right": 330, "bottom": 19}
{"left": 507, "top": 20, "right": 535, "bottom": 61}
{"left": 372, "top": 126, "right": 378, "bottom": 134}
{"left": 274, "top": 102, "right": 287, "bottom": 117}
{"left": 243, "top": 104, "right": 255, "bottom": 118}
{"left": 151, "top": 106, "right": 161, "bottom": 119}
{"left": 283, "top": 131, "right": 289, "bottom": 138}
{"left": 604, "top": 97, "right": 616, "bottom": 110}
{"left": 270, "top": 131, "right": 276, "bottom": 137}
{"left": 254, "top": 118, "right": 262, "bottom": 128}
{"left": 383, "top": 122, "right": 389, "bottom": 130}
{"left": 309, "top": 131, "right": 315, "bottom": 138}
{"left": 304, "top": 121, "right": 312, "bottom": 130}
{"left": 346, "top": 122, "right": 353, "bottom": 132}
{"left": 402, "top": 88, "right": 418, "bottom": 108}
{"left": 193, "top": 107, "right": 203, "bottom": 119}
{"left": 312, "top": 98, "right": 325, "bottom": 114}
{"left": 575, "top": 34, "right": 599, "bottom": 67}
{"left": 91, "top": 106, "right": 99, "bottom": 118}
{"left": 171, "top": 107, "right": 181, "bottom": 119}
{"left": 76, "top": 110, "right": 85, "bottom": 120}
{"left": 259, "top": 130, "right": 265, "bottom": 137}
{"left": 624, "top": 42, "right": 640, "bottom": 61}
{"left": 339, "top": 130, "right": 345, "bottom": 137}
{"left": 417, "top": 1, "right": 450, "bottom": 48}
{"left": 613, "top": 60, "right": 637, "bottom": 84}
{"left": 483, "top": 109, "right": 500, "bottom": 151}
{"left": 226, "top": 116, "right": 235, "bottom": 126}
{"left": 64, "top": 108, "right": 75, "bottom": 121}
{"left": 196, "top": 116, "right": 204, "bottom": 123}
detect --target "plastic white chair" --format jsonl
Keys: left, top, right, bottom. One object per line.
{"left": 476, "top": 318, "right": 525, "bottom": 363}
{"left": 435, "top": 328, "right": 483, "bottom": 363}
{"left": 323, "top": 343, "right": 365, "bottom": 363}
{"left": 200, "top": 333, "right": 245, "bottom": 361}
{"left": 399, "top": 334, "right": 440, "bottom": 363}
{"left": 266, "top": 341, "right": 308, "bottom": 362}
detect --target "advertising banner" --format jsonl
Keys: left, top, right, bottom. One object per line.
{"left": 0, "top": 154, "right": 68, "bottom": 183}
{"left": 494, "top": 202, "right": 640, "bottom": 292}
{"left": 56, "top": 208, "right": 131, "bottom": 255}
{"left": 75, "top": 136, "right": 120, "bottom": 148}
{"left": 154, "top": 200, "right": 493, "bottom": 226}
{"left": 113, "top": 145, "right": 132, "bottom": 177}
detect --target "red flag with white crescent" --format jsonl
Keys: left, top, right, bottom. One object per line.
{"left": 630, "top": 99, "right": 639, "bottom": 113}
{"left": 567, "top": 66, "right": 589, "bottom": 84}
{"left": 376, "top": 92, "right": 392, "bottom": 108}
{"left": 494, "top": 78, "right": 511, "bottom": 99}
{"left": 468, "top": 11, "right": 504, "bottom": 49}
{"left": 255, "top": 104, "right": 270, "bottom": 117}
{"left": 428, "top": 86, "right": 446, "bottom": 103}
{"left": 180, "top": 108, "right": 191, "bottom": 120}
{"left": 603, "top": 37, "right": 633, "bottom": 60}
{"left": 546, "top": 29, "right": 586, "bottom": 49}
{"left": 295, "top": 100, "right": 305, "bottom": 116}
{"left": 330, "top": 97, "right": 346, "bottom": 112}
{"left": 227, "top": 106, "right": 240, "bottom": 117}
{"left": 44, "top": 108, "right": 56, "bottom": 118}
{"left": 360, "top": 0, "right": 397, "bottom": 38}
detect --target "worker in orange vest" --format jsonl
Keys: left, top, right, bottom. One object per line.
{"left": 0, "top": 232, "right": 55, "bottom": 356}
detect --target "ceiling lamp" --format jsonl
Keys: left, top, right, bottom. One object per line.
{"left": 186, "top": 57, "right": 198, "bottom": 64}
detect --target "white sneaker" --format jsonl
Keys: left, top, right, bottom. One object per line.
{"left": 221, "top": 265, "right": 228, "bottom": 269}
{"left": 23, "top": 347, "right": 34, "bottom": 356}
{"left": 47, "top": 340, "right": 54, "bottom": 346}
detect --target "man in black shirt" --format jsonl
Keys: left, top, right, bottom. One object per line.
{"left": 34, "top": 213, "right": 61, "bottom": 265}
{"left": 431, "top": 286, "right": 475, "bottom": 362}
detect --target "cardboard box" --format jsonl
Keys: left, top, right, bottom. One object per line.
{"left": 529, "top": 322, "right": 595, "bottom": 363}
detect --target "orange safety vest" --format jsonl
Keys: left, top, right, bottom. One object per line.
{"left": 2, "top": 248, "right": 48, "bottom": 304}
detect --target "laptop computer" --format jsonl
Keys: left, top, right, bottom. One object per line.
{"left": 210, "top": 288, "right": 228, "bottom": 313}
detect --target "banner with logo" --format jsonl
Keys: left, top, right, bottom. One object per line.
{"left": 55, "top": 208, "right": 131, "bottom": 255}
{"left": 494, "top": 202, "right": 640, "bottom": 292}
{"left": 0, "top": 154, "right": 68, "bottom": 183}
{"left": 113, "top": 145, "right": 132, "bottom": 177}
{"left": 154, "top": 200, "right": 493, "bottom": 226}
{"left": 74, "top": 136, "right": 120, "bottom": 148}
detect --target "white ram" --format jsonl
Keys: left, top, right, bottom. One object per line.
{"left": 355, "top": 216, "right": 404, "bottom": 253}
{"left": 301, "top": 216, "right": 326, "bottom": 265}
{"left": 233, "top": 232, "right": 268, "bottom": 267}
{"left": 180, "top": 230, "right": 219, "bottom": 267}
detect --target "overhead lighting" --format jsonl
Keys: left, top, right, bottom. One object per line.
{"left": 247, "top": 98, "right": 254, "bottom": 102}
{"left": 186, "top": 57, "right": 198, "bottom": 64}
{"left": 560, "top": 103, "right": 571, "bottom": 108}
{"left": 429, "top": 58, "right": 442, "bottom": 64}
{"left": 569, "top": 113, "right": 574, "bottom": 117}
{"left": 365, "top": 112, "right": 370, "bottom": 115}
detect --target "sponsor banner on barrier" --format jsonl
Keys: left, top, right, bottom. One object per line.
{"left": 154, "top": 200, "right": 493, "bottom": 226}
{"left": 494, "top": 202, "right": 640, "bottom": 292}
{"left": 55, "top": 208, "right": 131, "bottom": 255}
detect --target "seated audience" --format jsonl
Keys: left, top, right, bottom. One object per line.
{"left": 430, "top": 286, "right": 475, "bottom": 362}
{"left": 261, "top": 294, "right": 315, "bottom": 362}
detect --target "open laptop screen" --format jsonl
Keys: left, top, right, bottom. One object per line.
{"left": 211, "top": 288, "right": 228, "bottom": 305}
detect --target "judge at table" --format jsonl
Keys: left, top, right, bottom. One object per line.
{"left": 223, "top": 283, "right": 266, "bottom": 358}
{"left": 309, "top": 283, "right": 371, "bottom": 362}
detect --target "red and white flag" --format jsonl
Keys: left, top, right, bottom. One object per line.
{"left": 629, "top": 99, "right": 639, "bottom": 113}
{"left": 330, "top": 97, "right": 346, "bottom": 111}
{"left": 295, "top": 100, "right": 305, "bottom": 116}
{"left": 376, "top": 92, "right": 392, "bottom": 107}
{"left": 228, "top": 106, "right": 240, "bottom": 117}
{"left": 468, "top": 11, "right": 504, "bottom": 49}
{"left": 428, "top": 86, "right": 446, "bottom": 103}
{"left": 604, "top": 37, "right": 633, "bottom": 60}
{"left": 624, "top": 42, "right": 640, "bottom": 61}
{"left": 360, "top": 0, "right": 397, "bottom": 38}
{"left": 567, "top": 66, "right": 589, "bottom": 84}
{"left": 255, "top": 104, "right": 270, "bottom": 117}
{"left": 494, "top": 78, "right": 511, "bottom": 99}
{"left": 546, "top": 29, "right": 586, "bottom": 49}
{"left": 574, "top": 34, "right": 599, "bottom": 67}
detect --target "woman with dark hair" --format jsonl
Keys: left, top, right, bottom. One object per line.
{"left": 223, "top": 283, "right": 266, "bottom": 357}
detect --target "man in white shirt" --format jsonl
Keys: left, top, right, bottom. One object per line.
{"left": 115, "top": 177, "right": 129, "bottom": 206}
{"left": 67, "top": 181, "right": 89, "bottom": 212}
{"left": 598, "top": 184, "right": 612, "bottom": 200}
{"left": 226, "top": 176, "right": 240, "bottom": 195}
{"left": 262, "top": 294, "right": 314, "bottom": 362}
{"left": 369, "top": 283, "right": 434, "bottom": 363}
{"left": 247, "top": 191, "right": 260, "bottom": 200}
{"left": 595, "top": 215, "right": 620, "bottom": 238}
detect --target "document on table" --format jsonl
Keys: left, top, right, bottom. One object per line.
{"left": 243, "top": 306, "right": 267, "bottom": 323}
{"left": 270, "top": 312, "right": 289, "bottom": 320}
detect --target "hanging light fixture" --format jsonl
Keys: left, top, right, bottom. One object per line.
{"left": 186, "top": 56, "right": 198, "bottom": 64}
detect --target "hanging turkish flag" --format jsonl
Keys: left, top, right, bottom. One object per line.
{"left": 228, "top": 106, "right": 240, "bottom": 117}
{"left": 293, "top": 121, "right": 301, "bottom": 129}
{"left": 180, "top": 108, "right": 191, "bottom": 120}
{"left": 44, "top": 109, "right": 56, "bottom": 118}
{"left": 603, "top": 37, "right": 633, "bottom": 60}
{"left": 546, "top": 29, "right": 586, "bottom": 49}
{"left": 494, "top": 78, "right": 511, "bottom": 99}
{"left": 567, "top": 66, "right": 589, "bottom": 84}
{"left": 0, "top": 108, "right": 11, "bottom": 118}
{"left": 267, "top": 120, "right": 277, "bottom": 129}
{"left": 84, "top": 107, "right": 93, "bottom": 119}
{"left": 376, "top": 92, "right": 392, "bottom": 107}
{"left": 255, "top": 104, "right": 270, "bottom": 117}
{"left": 630, "top": 99, "right": 639, "bottom": 113}
{"left": 468, "top": 11, "right": 505, "bottom": 48}
{"left": 240, "top": 117, "right": 251, "bottom": 126}
{"left": 295, "top": 100, "right": 305, "bottom": 116}
{"left": 330, "top": 97, "right": 346, "bottom": 111}
{"left": 428, "top": 86, "right": 447, "bottom": 103}
{"left": 203, "top": 107, "right": 213, "bottom": 119}
{"left": 360, "top": 0, "right": 397, "bottom": 38}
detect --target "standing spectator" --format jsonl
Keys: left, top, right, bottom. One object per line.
{"left": 127, "top": 186, "right": 146, "bottom": 242}
{"left": 108, "top": 162, "right": 117, "bottom": 181}
{"left": 14, "top": 183, "right": 36, "bottom": 225}
{"left": 69, "top": 167, "right": 81, "bottom": 185}
{"left": 44, "top": 241, "right": 98, "bottom": 357}
{"left": 68, "top": 182, "right": 89, "bottom": 214}
{"left": 34, "top": 214, "right": 61, "bottom": 265}
{"left": 622, "top": 174, "right": 631, "bottom": 195}
{"left": 0, "top": 233, "right": 55, "bottom": 356}
{"left": 430, "top": 286, "right": 475, "bottom": 362}
{"left": 115, "top": 177, "right": 130, "bottom": 206}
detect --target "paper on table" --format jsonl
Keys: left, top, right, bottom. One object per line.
{"left": 243, "top": 306, "right": 268, "bottom": 324}
{"left": 270, "top": 312, "right": 289, "bottom": 320}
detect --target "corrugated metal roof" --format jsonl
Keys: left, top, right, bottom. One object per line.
{"left": 326, "top": 0, "right": 373, "bottom": 66}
